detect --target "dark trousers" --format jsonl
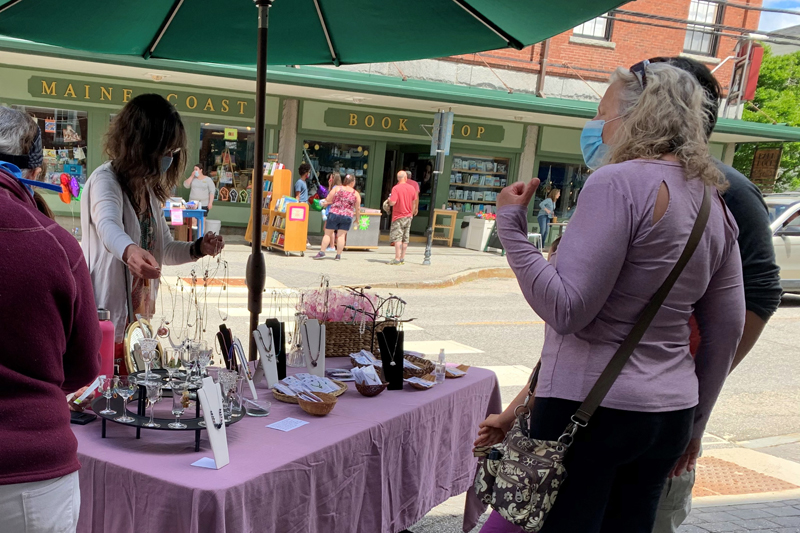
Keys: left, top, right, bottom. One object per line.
{"left": 525, "top": 398, "right": 694, "bottom": 533}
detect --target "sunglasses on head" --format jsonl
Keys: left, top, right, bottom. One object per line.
{"left": 629, "top": 57, "right": 672, "bottom": 89}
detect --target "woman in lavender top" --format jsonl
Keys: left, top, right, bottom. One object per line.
{"left": 476, "top": 63, "right": 744, "bottom": 532}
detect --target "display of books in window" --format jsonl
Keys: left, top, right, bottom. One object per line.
{"left": 475, "top": 191, "right": 484, "bottom": 201}
{"left": 455, "top": 190, "right": 464, "bottom": 200}
{"left": 448, "top": 187, "right": 456, "bottom": 199}
{"left": 455, "top": 173, "right": 463, "bottom": 183}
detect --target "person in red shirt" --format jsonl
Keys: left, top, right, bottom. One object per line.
{"left": 388, "top": 170, "right": 418, "bottom": 265}
{"left": 406, "top": 170, "right": 421, "bottom": 196}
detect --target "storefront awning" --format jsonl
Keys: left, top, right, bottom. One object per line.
{"left": 1, "top": 36, "right": 797, "bottom": 144}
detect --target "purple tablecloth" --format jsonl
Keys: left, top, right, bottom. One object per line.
{"left": 73, "top": 364, "right": 501, "bottom": 533}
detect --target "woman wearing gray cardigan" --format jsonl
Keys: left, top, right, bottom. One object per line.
{"left": 81, "top": 94, "right": 224, "bottom": 346}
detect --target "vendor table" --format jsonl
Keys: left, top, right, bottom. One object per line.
{"left": 73, "top": 362, "right": 501, "bottom": 533}
{"left": 163, "top": 207, "right": 206, "bottom": 241}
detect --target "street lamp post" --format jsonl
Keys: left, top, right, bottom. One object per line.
{"left": 423, "top": 110, "right": 453, "bottom": 266}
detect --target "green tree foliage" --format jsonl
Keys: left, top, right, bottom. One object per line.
{"left": 733, "top": 46, "right": 800, "bottom": 192}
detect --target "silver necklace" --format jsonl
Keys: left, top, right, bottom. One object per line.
{"left": 386, "top": 327, "right": 400, "bottom": 367}
{"left": 303, "top": 323, "right": 322, "bottom": 367}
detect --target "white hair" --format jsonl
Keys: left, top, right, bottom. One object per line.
{"left": 0, "top": 106, "right": 39, "bottom": 179}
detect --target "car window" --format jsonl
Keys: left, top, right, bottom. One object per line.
{"left": 766, "top": 200, "right": 800, "bottom": 223}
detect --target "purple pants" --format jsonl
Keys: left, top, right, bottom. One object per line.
{"left": 480, "top": 511, "right": 525, "bottom": 533}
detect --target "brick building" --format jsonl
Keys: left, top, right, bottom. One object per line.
{"left": 339, "top": 0, "right": 763, "bottom": 102}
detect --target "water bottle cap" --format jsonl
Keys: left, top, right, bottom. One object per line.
{"left": 97, "top": 308, "right": 111, "bottom": 321}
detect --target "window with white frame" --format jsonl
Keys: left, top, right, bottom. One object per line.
{"left": 573, "top": 14, "right": 612, "bottom": 40}
{"left": 684, "top": 0, "right": 723, "bottom": 55}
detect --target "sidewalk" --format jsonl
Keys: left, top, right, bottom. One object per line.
{"left": 408, "top": 435, "right": 800, "bottom": 532}
{"left": 162, "top": 236, "right": 515, "bottom": 289}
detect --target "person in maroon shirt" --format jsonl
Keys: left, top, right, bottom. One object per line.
{"left": 0, "top": 108, "right": 101, "bottom": 532}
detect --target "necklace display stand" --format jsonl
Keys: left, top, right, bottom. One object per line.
{"left": 377, "top": 327, "right": 404, "bottom": 390}
{"left": 301, "top": 319, "right": 326, "bottom": 378}
{"left": 265, "top": 318, "right": 287, "bottom": 380}
{"left": 253, "top": 324, "right": 279, "bottom": 388}
{"left": 197, "top": 377, "right": 229, "bottom": 469}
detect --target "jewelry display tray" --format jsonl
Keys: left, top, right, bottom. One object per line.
{"left": 91, "top": 370, "right": 243, "bottom": 452}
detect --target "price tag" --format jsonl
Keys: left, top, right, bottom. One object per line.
{"left": 170, "top": 208, "right": 184, "bottom": 226}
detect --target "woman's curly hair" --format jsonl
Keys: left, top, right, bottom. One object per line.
{"left": 105, "top": 94, "right": 187, "bottom": 212}
{"left": 607, "top": 63, "right": 727, "bottom": 191}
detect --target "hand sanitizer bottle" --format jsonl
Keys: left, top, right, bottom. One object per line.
{"left": 434, "top": 349, "right": 446, "bottom": 384}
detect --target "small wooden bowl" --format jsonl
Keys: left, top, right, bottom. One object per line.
{"left": 355, "top": 381, "right": 389, "bottom": 397}
{"left": 446, "top": 364, "right": 470, "bottom": 379}
{"left": 407, "top": 374, "right": 436, "bottom": 390}
{"left": 297, "top": 392, "right": 337, "bottom": 416}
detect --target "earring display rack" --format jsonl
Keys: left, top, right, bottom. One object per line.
{"left": 91, "top": 370, "right": 243, "bottom": 452}
{"left": 341, "top": 286, "right": 411, "bottom": 355}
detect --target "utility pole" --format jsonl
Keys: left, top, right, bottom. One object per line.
{"left": 423, "top": 110, "right": 453, "bottom": 265}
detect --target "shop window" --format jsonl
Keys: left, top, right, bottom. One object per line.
{"left": 13, "top": 105, "right": 88, "bottom": 186}
{"left": 573, "top": 14, "right": 612, "bottom": 41}
{"left": 447, "top": 154, "right": 510, "bottom": 214}
{"left": 199, "top": 123, "right": 255, "bottom": 202}
{"left": 535, "top": 161, "right": 590, "bottom": 221}
{"left": 303, "top": 140, "right": 369, "bottom": 195}
{"left": 684, "top": 0, "right": 723, "bottom": 56}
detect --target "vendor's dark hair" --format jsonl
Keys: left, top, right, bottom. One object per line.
{"left": 105, "top": 94, "right": 187, "bottom": 212}
{"left": 299, "top": 162, "right": 311, "bottom": 176}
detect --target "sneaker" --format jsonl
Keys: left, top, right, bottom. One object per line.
{"left": 313, "top": 252, "right": 325, "bottom": 260}
{"left": 388, "top": 259, "right": 404, "bottom": 265}
{"left": 335, "top": 254, "right": 341, "bottom": 261}
{"left": 326, "top": 247, "right": 336, "bottom": 252}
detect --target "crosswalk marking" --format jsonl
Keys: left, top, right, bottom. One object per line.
{"left": 404, "top": 340, "right": 484, "bottom": 356}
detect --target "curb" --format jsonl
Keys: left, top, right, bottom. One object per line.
{"left": 367, "top": 267, "right": 515, "bottom": 289}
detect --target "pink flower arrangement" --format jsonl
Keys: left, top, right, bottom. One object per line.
{"left": 299, "top": 288, "right": 379, "bottom": 322}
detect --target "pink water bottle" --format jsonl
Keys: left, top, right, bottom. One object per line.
{"left": 98, "top": 308, "right": 116, "bottom": 378}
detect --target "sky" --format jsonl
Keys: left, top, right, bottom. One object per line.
{"left": 758, "top": 0, "right": 800, "bottom": 32}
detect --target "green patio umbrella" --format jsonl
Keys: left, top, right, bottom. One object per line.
{"left": 0, "top": 0, "right": 626, "bottom": 358}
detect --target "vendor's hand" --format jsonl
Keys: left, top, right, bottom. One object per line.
{"left": 207, "top": 201, "right": 213, "bottom": 211}
{"left": 123, "top": 245, "right": 160, "bottom": 279}
{"left": 67, "top": 387, "right": 89, "bottom": 412}
{"left": 497, "top": 178, "right": 540, "bottom": 210}
{"left": 201, "top": 232, "right": 225, "bottom": 256}
{"left": 474, "top": 413, "right": 515, "bottom": 448}
{"left": 670, "top": 437, "right": 701, "bottom": 478}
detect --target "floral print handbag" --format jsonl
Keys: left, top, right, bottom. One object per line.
{"left": 474, "top": 186, "right": 711, "bottom": 532}
{"left": 473, "top": 363, "right": 573, "bottom": 533}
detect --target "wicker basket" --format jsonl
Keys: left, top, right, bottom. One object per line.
{"left": 355, "top": 381, "right": 388, "bottom": 397}
{"left": 407, "top": 374, "right": 436, "bottom": 390}
{"left": 403, "top": 354, "right": 435, "bottom": 379}
{"left": 271, "top": 379, "right": 348, "bottom": 404}
{"left": 446, "top": 364, "right": 470, "bottom": 379}
{"left": 324, "top": 321, "right": 393, "bottom": 357}
{"left": 298, "top": 392, "right": 337, "bottom": 416}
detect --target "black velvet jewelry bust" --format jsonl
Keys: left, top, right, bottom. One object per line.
{"left": 265, "top": 318, "right": 287, "bottom": 380}
{"left": 377, "top": 326, "right": 404, "bottom": 390}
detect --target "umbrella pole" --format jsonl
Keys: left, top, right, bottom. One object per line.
{"left": 247, "top": 0, "right": 273, "bottom": 361}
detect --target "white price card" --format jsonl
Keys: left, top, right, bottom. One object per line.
{"left": 266, "top": 418, "right": 309, "bottom": 432}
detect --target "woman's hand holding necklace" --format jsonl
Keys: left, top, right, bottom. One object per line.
{"left": 123, "top": 244, "right": 160, "bottom": 279}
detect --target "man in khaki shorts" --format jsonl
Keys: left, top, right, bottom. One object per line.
{"left": 387, "top": 171, "right": 418, "bottom": 265}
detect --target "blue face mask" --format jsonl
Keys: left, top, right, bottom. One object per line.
{"left": 580, "top": 117, "right": 620, "bottom": 170}
{"left": 161, "top": 155, "right": 173, "bottom": 174}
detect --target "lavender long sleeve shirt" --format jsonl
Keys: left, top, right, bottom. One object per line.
{"left": 498, "top": 160, "right": 745, "bottom": 438}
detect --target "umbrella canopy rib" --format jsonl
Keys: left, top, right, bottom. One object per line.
{"left": 144, "top": 0, "right": 185, "bottom": 59}
{"left": 0, "top": 0, "right": 24, "bottom": 15}
{"left": 451, "top": 0, "right": 524, "bottom": 50}
{"left": 312, "top": 0, "right": 339, "bottom": 66}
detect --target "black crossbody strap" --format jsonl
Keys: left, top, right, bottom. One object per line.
{"left": 572, "top": 185, "right": 712, "bottom": 426}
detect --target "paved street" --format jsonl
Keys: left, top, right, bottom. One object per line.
{"left": 159, "top": 241, "right": 800, "bottom": 532}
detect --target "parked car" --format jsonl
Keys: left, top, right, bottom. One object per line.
{"left": 764, "top": 192, "right": 800, "bottom": 293}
